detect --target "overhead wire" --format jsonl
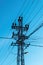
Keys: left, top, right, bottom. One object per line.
{"left": 0, "top": 1, "right": 43, "bottom": 64}
{"left": 14, "top": 0, "right": 28, "bottom": 20}
{"left": 22, "top": 0, "right": 35, "bottom": 16}
{"left": 25, "top": 13, "right": 43, "bottom": 38}
{"left": 0, "top": 37, "right": 17, "bottom": 40}
{"left": 28, "top": 37, "right": 43, "bottom": 40}
{"left": 0, "top": 41, "right": 11, "bottom": 53}
{"left": 24, "top": 43, "right": 43, "bottom": 50}
{"left": 25, "top": 4, "right": 43, "bottom": 25}
{"left": 10, "top": 1, "right": 40, "bottom": 39}
{"left": 23, "top": 0, "right": 39, "bottom": 20}
{"left": 0, "top": 0, "right": 28, "bottom": 40}
{"left": 8, "top": 56, "right": 17, "bottom": 65}
{"left": 30, "top": 44, "right": 43, "bottom": 47}
{"left": 0, "top": 46, "right": 14, "bottom": 65}
{"left": 0, "top": 1, "right": 43, "bottom": 41}
{"left": 25, "top": 10, "right": 43, "bottom": 38}
{"left": 28, "top": 22, "right": 43, "bottom": 38}
{"left": 24, "top": 3, "right": 43, "bottom": 37}
{"left": 0, "top": 0, "right": 42, "bottom": 40}
{"left": 14, "top": 0, "right": 35, "bottom": 22}
{"left": 1, "top": 52, "right": 17, "bottom": 65}
{"left": 30, "top": 13, "right": 43, "bottom": 31}
{"left": 24, "top": 22, "right": 43, "bottom": 42}
{"left": 7, "top": 49, "right": 17, "bottom": 65}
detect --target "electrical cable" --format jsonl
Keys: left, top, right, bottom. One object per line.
{"left": 24, "top": 4, "right": 43, "bottom": 37}
{"left": 27, "top": 22, "right": 43, "bottom": 38}
{"left": 0, "top": 37, "right": 12, "bottom": 39}
{"left": 24, "top": 43, "right": 43, "bottom": 50}
{"left": 24, "top": 0, "right": 39, "bottom": 20}
{"left": 22, "top": 0, "right": 35, "bottom": 16}
{"left": 0, "top": 46, "right": 14, "bottom": 65}
{"left": 28, "top": 37, "right": 43, "bottom": 40}
{"left": 8, "top": 56, "right": 17, "bottom": 65}
{"left": 0, "top": 0, "right": 29, "bottom": 40}
{"left": 25, "top": 4, "right": 43, "bottom": 25}
{"left": 7, "top": 49, "right": 17, "bottom": 65}
{"left": 24, "top": 22, "right": 43, "bottom": 45}
{"left": 0, "top": 37, "right": 17, "bottom": 40}
{"left": 24, "top": 15, "right": 43, "bottom": 41}
{"left": 14, "top": 0, "right": 35, "bottom": 22}
{"left": 30, "top": 14, "right": 43, "bottom": 32}
{"left": 30, "top": 44, "right": 43, "bottom": 47}
{"left": 14, "top": 0, "right": 28, "bottom": 20}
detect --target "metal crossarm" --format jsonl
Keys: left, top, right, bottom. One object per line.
{"left": 11, "top": 16, "right": 29, "bottom": 65}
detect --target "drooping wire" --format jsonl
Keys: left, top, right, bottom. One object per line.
{"left": 8, "top": 56, "right": 17, "bottom": 65}
{"left": 0, "top": 36, "right": 17, "bottom": 40}
{"left": 25, "top": 4, "right": 43, "bottom": 25}
{"left": 24, "top": 22, "right": 43, "bottom": 41}
{"left": 25, "top": 14, "right": 43, "bottom": 37}
{"left": 0, "top": 37, "right": 12, "bottom": 39}
{"left": 24, "top": 4, "right": 43, "bottom": 37}
{"left": 7, "top": 48, "right": 17, "bottom": 65}
{"left": 24, "top": 43, "right": 43, "bottom": 50}
{"left": 22, "top": 0, "right": 35, "bottom": 16}
{"left": 30, "top": 44, "right": 43, "bottom": 47}
{"left": 25, "top": 7, "right": 43, "bottom": 35}
{"left": 1, "top": 52, "right": 17, "bottom": 65}
{"left": 14, "top": 0, "right": 28, "bottom": 20}
{"left": 30, "top": 14, "right": 43, "bottom": 31}
{"left": 14, "top": 0, "right": 35, "bottom": 22}
{"left": 23, "top": 0, "right": 39, "bottom": 20}
{"left": 0, "top": 46, "right": 14, "bottom": 65}
{"left": 28, "top": 22, "right": 43, "bottom": 38}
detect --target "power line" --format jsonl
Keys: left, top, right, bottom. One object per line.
{"left": 22, "top": 0, "right": 35, "bottom": 16}
{"left": 0, "top": 37, "right": 17, "bottom": 40}
{"left": 24, "top": 4, "right": 43, "bottom": 36}
{"left": 0, "top": 37, "right": 12, "bottom": 39}
{"left": 14, "top": 0, "right": 35, "bottom": 23}
{"left": 14, "top": 0, "right": 27, "bottom": 20}
{"left": 0, "top": 46, "right": 14, "bottom": 65}
{"left": 25, "top": 14, "right": 43, "bottom": 37}
{"left": 8, "top": 56, "right": 17, "bottom": 65}
{"left": 25, "top": 4, "right": 43, "bottom": 25}
{"left": 24, "top": 43, "right": 43, "bottom": 50}
{"left": 28, "top": 22, "right": 43, "bottom": 38}
{"left": 0, "top": 21, "right": 43, "bottom": 41}
{"left": 24, "top": 0, "right": 39, "bottom": 19}
{"left": 30, "top": 14, "right": 43, "bottom": 31}
{"left": 30, "top": 44, "right": 43, "bottom": 47}
{"left": 0, "top": 17, "right": 43, "bottom": 65}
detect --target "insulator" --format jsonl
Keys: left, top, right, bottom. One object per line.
{"left": 11, "top": 22, "right": 14, "bottom": 29}
{"left": 18, "top": 16, "right": 23, "bottom": 22}
{"left": 11, "top": 42, "right": 13, "bottom": 46}
{"left": 24, "top": 52, "right": 28, "bottom": 54}
{"left": 12, "top": 32, "right": 14, "bottom": 38}
{"left": 15, "top": 23, "right": 16, "bottom": 26}
{"left": 25, "top": 24, "right": 29, "bottom": 31}
{"left": 12, "top": 22, "right": 14, "bottom": 26}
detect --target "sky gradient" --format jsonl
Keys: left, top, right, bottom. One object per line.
{"left": 0, "top": 0, "right": 43, "bottom": 65}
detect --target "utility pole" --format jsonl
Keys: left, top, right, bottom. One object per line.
{"left": 11, "top": 16, "right": 29, "bottom": 65}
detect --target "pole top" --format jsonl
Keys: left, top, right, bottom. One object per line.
{"left": 18, "top": 16, "right": 23, "bottom": 22}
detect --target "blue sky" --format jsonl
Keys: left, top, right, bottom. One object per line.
{"left": 0, "top": 0, "right": 43, "bottom": 65}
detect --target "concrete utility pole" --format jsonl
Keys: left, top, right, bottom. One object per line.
{"left": 11, "top": 16, "right": 29, "bottom": 65}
